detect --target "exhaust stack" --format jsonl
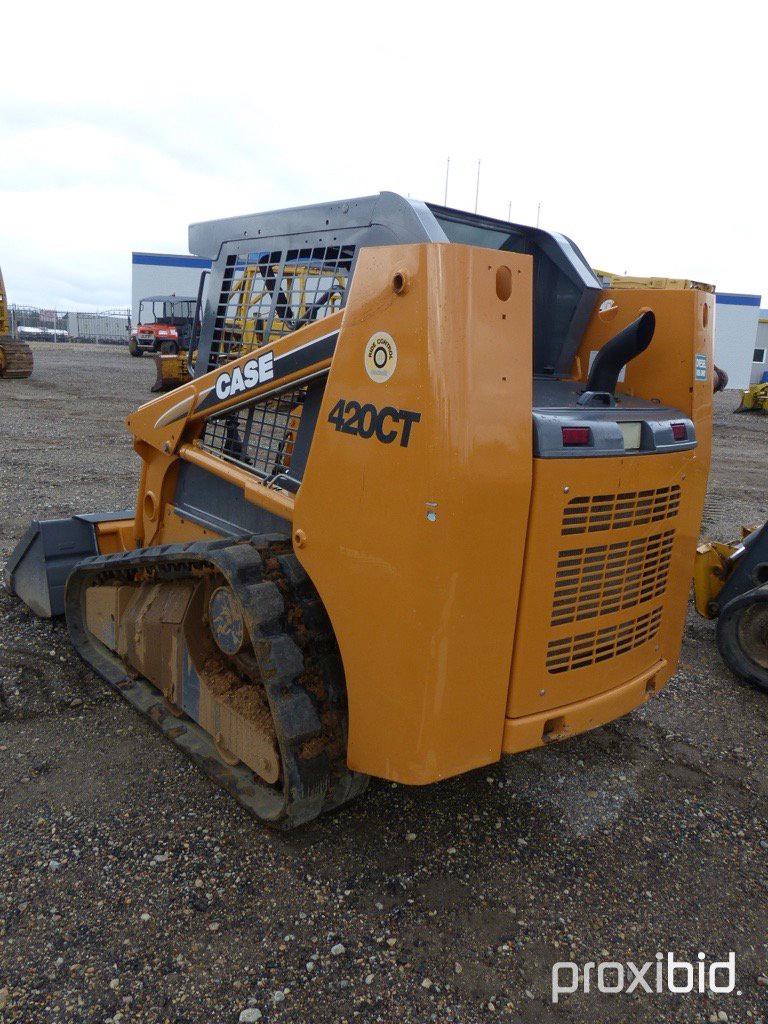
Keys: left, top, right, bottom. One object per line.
{"left": 586, "top": 310, "right": 656, "bottom": 395}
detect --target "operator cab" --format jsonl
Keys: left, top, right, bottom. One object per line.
{"left": 188, "top": 193, "right": 696, "bottom": 460}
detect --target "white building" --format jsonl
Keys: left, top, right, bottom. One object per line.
{"left": 131, "top": 252, "right": 212, "bottom": 328}
{"left": 714, "top": 292, "right": 762, "bottom": 390}
{"left": 751, "top": 310, "right": 768, "bottom": 385}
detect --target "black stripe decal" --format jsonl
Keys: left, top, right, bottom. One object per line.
{"left": 197, "top": 331, "right": 338, "bottom": 415}
{"left": 273, "top": 331, "right": 338, "bottom": 378}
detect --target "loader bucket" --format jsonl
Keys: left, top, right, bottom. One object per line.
{"left": 151, "top": 353, "right": 193, "bottom": 393}
{"left": 6, "top": 511, "right": 133, "bottom": 617}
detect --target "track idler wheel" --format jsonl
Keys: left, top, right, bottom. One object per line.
{"left": 209, "top": 586, "right": 247, "bottom": 655}
{"left": 716, "top": 585, "right": 768, "bottom": 693}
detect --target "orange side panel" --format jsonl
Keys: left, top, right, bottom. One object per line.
{"left": 295, "top": 244, "right": 534, "bottom": 784}
{"left": 504, "top": 284, "right": 712, "bottom": 741}
{"left": 507, "top": 452, "right": 697, "bottom": 720}
{"left": 95, "top": 519, "right": 138, "bottom": 555}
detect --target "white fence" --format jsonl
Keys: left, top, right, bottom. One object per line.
{"left": 10, "top": 305, "right": 131, "bottom": 345}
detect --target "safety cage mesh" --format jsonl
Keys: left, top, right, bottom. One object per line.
{"left": 199, "top": 385, "right": 309, "bottom": 485}
{"left": 206, "top": 244, "right": 356, "bottom": 372}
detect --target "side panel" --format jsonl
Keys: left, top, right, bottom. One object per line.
{"left": 294, "top": 243, "right": 534, "bottom": 784}
{"left": 575, "top": 287, "right": 713, "bottom": 685}
{"left": 504, "top": 286, "right": 713, "bottom": 746}
{"left": 507, "top": 451, "right": 695, "bottom": 718}
{"left": 172, "top": 463, "right": 290, "bottom": 538}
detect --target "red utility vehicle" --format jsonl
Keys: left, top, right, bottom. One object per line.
{"left": 128, "top": 295, "right": 196, "bottom": 356}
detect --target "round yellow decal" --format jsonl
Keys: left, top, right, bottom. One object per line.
{"left": 365, "top": 332, "right": 397, "bottom": 383}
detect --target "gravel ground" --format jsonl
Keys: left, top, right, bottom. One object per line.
{"left": 1, "top": 343, "right": 767, "bottom": 1024}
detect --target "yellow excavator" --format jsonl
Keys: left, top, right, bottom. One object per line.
{"left": 8, "top": 194, "right": 714, "bottom": 827}
{"left": 0, "top": 265, "right": 33, "bottom": 379}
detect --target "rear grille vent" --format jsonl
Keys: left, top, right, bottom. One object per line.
{"left": 561, "top": 485, "right": 681, "bottom": 535}
{"left": 546, "top": 607, "right": 663, "bottom": 674}
{"left": 551, "top": 530, "right": 674, "bottom": 626}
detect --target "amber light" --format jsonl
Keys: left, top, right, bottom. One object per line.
{"left": 671, "top": 422, "right": 687, "bottom": 441}
{"left": 562, "top": 426, "right": 591, "bottom": 446}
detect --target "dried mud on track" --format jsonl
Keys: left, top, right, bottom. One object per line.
{"left": 1, "top": 343, "right": 767, "bottom": 1024}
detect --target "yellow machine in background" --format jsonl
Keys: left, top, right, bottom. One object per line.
{"left": 736, "top": 383, "right": 768, "bottom": 413}
{"left": 695, "top": 525, "right": 768, "bottom": 693}
{"left": 8, "top": 194, "right": 713, "bottom": 827}
{"left": 151, "top": 353, "right": 193, "bottom": 393}
{"left": 0, "top": 264, "right": 33, "bottom": 379}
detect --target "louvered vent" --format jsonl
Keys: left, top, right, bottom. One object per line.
{"left": 546, "top": 607, "right": 662, "bottom": 674}
{"left": 561, "top": 485, "right": 681, "bottom": 536}
{"left": 551, "top": 530, "right": 674, "bottom": 626}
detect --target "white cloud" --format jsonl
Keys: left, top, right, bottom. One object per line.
{"left": 0, "top": 0, "right": 765, "bottom": 308}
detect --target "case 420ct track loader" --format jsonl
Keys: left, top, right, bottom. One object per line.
{"left": 7, "top": 194, "right": 714, "bottom": 828}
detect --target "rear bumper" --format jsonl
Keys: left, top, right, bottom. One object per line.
{"left": 501, "top": 659, "right": 667, "bottom": 753}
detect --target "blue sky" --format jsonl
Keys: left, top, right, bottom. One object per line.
{"left": 1, "top": 0, "right": 765, "bottom": 311}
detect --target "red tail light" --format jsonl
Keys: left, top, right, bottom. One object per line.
{"left": 562, "top": 426, "right": 591, "bottom": 446}
{"left": 671, "top": 422, "right": 687, "bottom": 441}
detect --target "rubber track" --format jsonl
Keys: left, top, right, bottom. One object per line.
{"left": 0, "top": 336, "right": 33, "bottom": 379}
{"left": 65, "top": 535, "right": 368, "bottom": 828}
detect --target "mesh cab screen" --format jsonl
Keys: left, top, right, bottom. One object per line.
{"left": 206, "top": 245, "right": 355, "bottom": 373}
{"left": 200, "top": 385, "right": 309, "bottom": 485}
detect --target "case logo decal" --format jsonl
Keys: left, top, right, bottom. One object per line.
{"left": 695, "top": 353, "right": 708, "bottom": 381}
{"left": 214, "top": 351, "right": 274, "bottom": 401}
{"left": 365, "top": 332, "right": 397, "bottom": 383}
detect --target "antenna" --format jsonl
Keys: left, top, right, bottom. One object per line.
{"left": 444, "top": 157, "right": 450, "bottom": 206}
{"left": 507, "top": 200, "right": 512, "bottom": 221}
{"left": 474, "top": 160, "right": 481, "bottom": 213}
{"left": 536, "top": 201, "right": 541, "bottom": 228}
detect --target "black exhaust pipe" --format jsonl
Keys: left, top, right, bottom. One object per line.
{"left": 586, "top": 310, "right": 656, "bottom": 395}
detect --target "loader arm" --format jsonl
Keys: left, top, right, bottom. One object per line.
{"left": 127, "top": 310, "right": 342, "bottom": 542}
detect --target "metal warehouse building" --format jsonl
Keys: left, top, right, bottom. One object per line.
{"left": 714, "top": 292, "right": 763, "bottom": 391}
{"left": 131, "top": 252, "right": 212, "bottom": 329}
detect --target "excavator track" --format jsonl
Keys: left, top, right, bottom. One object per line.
{"left": 0, "top": 335, "right": 33, "bottom": 379}
{"left": 65, "top": 535, "right": 368, "bottom": 828}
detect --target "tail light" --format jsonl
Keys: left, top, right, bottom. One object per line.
{"left": 562, "top": 426, "right": 591, "bottom": 446}
{"left": 671, "top": 422, "right": 687, "bottom": 441}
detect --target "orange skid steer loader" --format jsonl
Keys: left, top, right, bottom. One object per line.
{"left": 8, "top": 194, "right": 713, "bottom": 828}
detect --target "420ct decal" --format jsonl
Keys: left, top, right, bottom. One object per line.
{"left": 328, "top": 399, "right": 421, "bottom": 448}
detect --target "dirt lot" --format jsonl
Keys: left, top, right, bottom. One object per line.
{"left": 1, "top": 343, "right": 767, "bottom": 1024}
